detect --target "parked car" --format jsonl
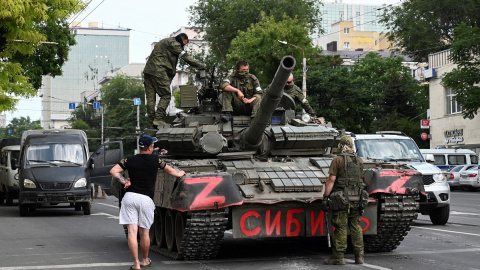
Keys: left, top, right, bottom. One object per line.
{"left": 448, "top": 165, "right": 478, "bottom": 190}
{"left": 459, "top": 165, "right": 480, "bottom": 191}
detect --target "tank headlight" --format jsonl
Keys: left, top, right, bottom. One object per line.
{"left": 14, "top": 173, "right": 19, "bottom": 180}
{"left": 74, "top": 178, "right": 87, "bottom": 188}
{"left": 301, "top": 113, "right": 311, "bottom": 123}
{"left": 24, "top": 179, "right": 36, "bottom": 189}
{"left": 433, "top": 173, "right": 446, "bottom": 183}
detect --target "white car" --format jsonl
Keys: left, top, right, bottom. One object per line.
{"left": 459, "top": 165, "right": 480, "bottom": 191}
{"left": 448, "top": 165, "right": 478, "bottom": 190}
{"left": 350, "top": 131, "right": 450, "bottom": 225}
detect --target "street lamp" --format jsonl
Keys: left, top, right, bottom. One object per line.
{"left": 119, "top": 98, "right": 141, "bottom": 154}
{"left": 278, "top": 40, "right": 307, "bottom": 97}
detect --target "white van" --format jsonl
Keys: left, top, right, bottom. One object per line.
{"left": 420, "top": 149, "right": 479, "bottom": 172}
{"left": 350, "top": 132, "right": 450, "bottom": 225}
{"left": 0, "top": 145, "right": 20, "bottom": 206}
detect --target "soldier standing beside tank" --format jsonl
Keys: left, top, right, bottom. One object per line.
{"left": 220, "top": 60, "right": 262, "bottom": 121}
{"left": 322, "top": 135, "right": 368, "bottom": 265}
{"left": 143, "top": 33, "right": 205, "bottom": 128}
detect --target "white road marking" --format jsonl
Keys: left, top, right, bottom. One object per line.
{"left": 450, "top": 210, "right": 480, "bottom": 217}
{"left": 91, "top": 212, "right": 119, "bottom": 219}
{"left": 95, "top": 202, "right": 119, "bottom": 209}
{"left": 412, "top": 226, "right": 480, "bottom": 237}
{"left": 344, "top": 259, "right": 392, "bottom": 270}
{"left": 0, "top": 262, "right": 132, "bottom": 270}
{"left": 386, "top": 247, "right": 480, "bottom": 256}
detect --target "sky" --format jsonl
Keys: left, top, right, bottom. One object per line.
{"left": 5, "top": 0, "right": 402, "bottom": 125}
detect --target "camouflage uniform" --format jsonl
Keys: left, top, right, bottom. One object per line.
{"left": 328, "top": 154, "right": 365, "bottom": 260}
{"left": 220, "top": 71, "right": 262, "bottom": 118}
{"left": 284, "top": 84, "right": 315, "bottom": 115}
{"left": 143, "top": 37, "right": 204, "bottom": 126}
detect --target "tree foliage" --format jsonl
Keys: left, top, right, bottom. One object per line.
{"left": 188, "top": 0, "right": 321, "bottom": 72}
{"left": 227, "top": 14, "right": 320, "bottom": 87}
{"left": 0, "top": 0, "right": 83, "bottom": 113}
{"left": 0, "top": 116, "right": 41, "bottom": 138}
{"left": 380, "top": 0, "right": 479, "bottom": 62}
{"left": 307, "top": 53, "right": 428, "bottom": 146}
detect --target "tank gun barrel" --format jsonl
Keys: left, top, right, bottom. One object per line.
{"left": 242, "top": 56, "right": 296, "bottom": 148}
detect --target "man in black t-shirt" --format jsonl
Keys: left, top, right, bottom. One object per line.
{"left": 110, "top": 134, "right": 185, "bottom": 270}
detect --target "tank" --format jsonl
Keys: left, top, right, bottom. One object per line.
{"left": 144, "top": 56, "right": 425, "bottom": 259}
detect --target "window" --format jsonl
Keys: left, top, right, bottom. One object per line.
{"left": 471, "top": 155, "right": 479, "bottom": 165}
{"left": 446, "top": 88, "right": 462, "bottom": 114}
{"left": 343, "top": 42, "right": 350, "bottom": 49}
{"left": 448, "top": 155, "right": 467, "bottom": 165}
{"left": 344, "top": 27, "right": 350, "bottom": 34}
{"left": 433, "top": 155, "right": 446, "bottom": 165}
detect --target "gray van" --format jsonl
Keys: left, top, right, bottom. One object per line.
{"left": 17, "top": 129, "right": 122, "bottom": 216}
{"left": 0, "top": 145, "right": 20, "bottom": 205}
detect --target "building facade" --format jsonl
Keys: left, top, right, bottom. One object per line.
{"left": 316, "top": 21, "right": 391, "bottom": 51}
{"left": 427, "top": 49, "right": 480, "bottom": 153}
{"left": 318, "top": 1, "right": 389, "bottom": 35}
{"left": 40, "top": 22, "right": 130, "bottom": 129}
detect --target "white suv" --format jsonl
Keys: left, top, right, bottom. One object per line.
{"left": 350, "top": 131, "right": 450, "bottom": 225}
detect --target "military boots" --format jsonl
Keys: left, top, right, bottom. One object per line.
{"left": 355, "top": 251, "right": 364, "bottom": 264}
{"left": 153, "top": 120, "right": 169, "bottom": 127}
{"left": 323, "top": 258, "right": 345, "bottom": 265}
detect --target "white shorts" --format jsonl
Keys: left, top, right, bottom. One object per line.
{"left": 119, "top": 192, "right": 155, "bottom": 229}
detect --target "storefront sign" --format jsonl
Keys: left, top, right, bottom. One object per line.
{"left": 444, "top": 128, "right": 464, "bottom": 144}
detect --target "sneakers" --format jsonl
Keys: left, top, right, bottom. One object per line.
{"left": 323, "top": 258, "right": 345, "bottom": 265}
{"left": 355, "top": 252, "right": 364, "bottom": 264}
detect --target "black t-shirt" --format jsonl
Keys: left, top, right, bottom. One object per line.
{"left": 118, "top": 154, "right": 166, "bottom": 199}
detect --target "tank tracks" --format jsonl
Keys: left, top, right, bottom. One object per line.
{"left": 364, "top": 194, "right": 419, "bottom": 252}
{"left": 150, "top": 208, "right": 228, "bottom": 260}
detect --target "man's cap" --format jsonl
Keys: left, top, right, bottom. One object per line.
{"left": 139, "top": 134, "right": 157, "bottom": 148}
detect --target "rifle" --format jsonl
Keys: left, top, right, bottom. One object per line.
{"left": 325, "top": 205, "right": 332, "bottom": 248}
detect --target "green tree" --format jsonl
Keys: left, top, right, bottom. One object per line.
{"left": 100, "top": 75, "right": 148, "bottom": 156}
{"left": 0, "top": 0, "right": 83, "bottom": 112}
{"left": 227, "top": 14, "right": 320, "bottom": 87}
{"left": 380, "top": 0, "right": 478, "bottom": 62}
{"left": 350, "top": 53, "right": 428, "bottom": 144}
{"left": 188, "top": 0, "right": 321, "bottom": 73}
{"left": 70, "top": 118, "right": 101, "bottom": 152}
{"left": 1, "top": 116, "right": 42, "bottom": 138}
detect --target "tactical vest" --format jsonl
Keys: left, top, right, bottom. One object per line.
{"left": 332, "top": 154, "right": 363, "bottom": 202}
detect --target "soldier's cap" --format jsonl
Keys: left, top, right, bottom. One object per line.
{"left": 139, "top": 134, "right": 157, "bottom": 148}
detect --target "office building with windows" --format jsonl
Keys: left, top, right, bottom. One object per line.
{"left": 427, "top": 49, "right": 480, "bottom": 152}
{"left": 40, "top": 22, "right": 130, "bottom": 129}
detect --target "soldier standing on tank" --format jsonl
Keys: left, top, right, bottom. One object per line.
{"left": 322, "top": 135, "right": 366, "bottom": 265}
{"left": 143, "top": 33, "right": 205, "bottom": 128}
{"left": 220, "top": 60, "right": 262, "bottom": 121}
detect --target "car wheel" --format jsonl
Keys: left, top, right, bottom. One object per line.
{"left": 83, "top": 202, "right": 91, "bottom": 215}
{"left": 19, "top": 204, "right": 28, "bottom": 216}
{"left": 0, "top": 189, "right": 5, "bottom": 204}
{"left": 429, "top": 205, "right": 450, "bottom": 225}
{"left": 5, "top": 190, "right": 13, "bottom": 206}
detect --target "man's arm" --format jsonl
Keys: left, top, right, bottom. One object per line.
{"left": 324, "top": 174, "right": 336, "bottom": 197}
{"left": 221, "top": 78, "right": 244, "bottom": 99}
{"left": 163, "top": 164, "right": 186, "bottom": 178}
{"left": 110, "top": 164, "right": 129, "bottom": 187}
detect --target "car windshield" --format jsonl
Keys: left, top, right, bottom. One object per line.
{"left": 355, "top": 139, "right": 424, "bottom": 162}
{"left": 26, "top": 144, "right": 85, "bottom": 165}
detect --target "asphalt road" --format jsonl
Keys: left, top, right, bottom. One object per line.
{"left": 0, "top": 189, "right": 479, "bottom": 270}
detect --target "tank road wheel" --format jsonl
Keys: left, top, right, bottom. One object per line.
{"left": 165, "top": 209, "right": 177, "bottom": 252}
{"left": 175, "top": 211, "right": 187, "bottom": 251}
{"left": 154, "top": 209, "right": 166, "bottom": 248}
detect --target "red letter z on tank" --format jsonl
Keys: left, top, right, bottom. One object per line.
{"left": 184, "top": 176, "right": 226, "bottom": 210}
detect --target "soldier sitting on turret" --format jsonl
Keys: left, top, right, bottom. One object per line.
{"left": 220, "top": 60, "right": 262, "bottom": 121}
{"left": 264, "top": 73, "right": 316, "bottom": 117}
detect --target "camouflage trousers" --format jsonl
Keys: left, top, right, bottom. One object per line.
{"left": 222, "top": 91, "right": 261, "bottom": 118}
{"left": 144, "top": 72, "right": 172, "bottom": 125}
{"left": 330, "top": 202, "right": 364, "bottom": 259}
